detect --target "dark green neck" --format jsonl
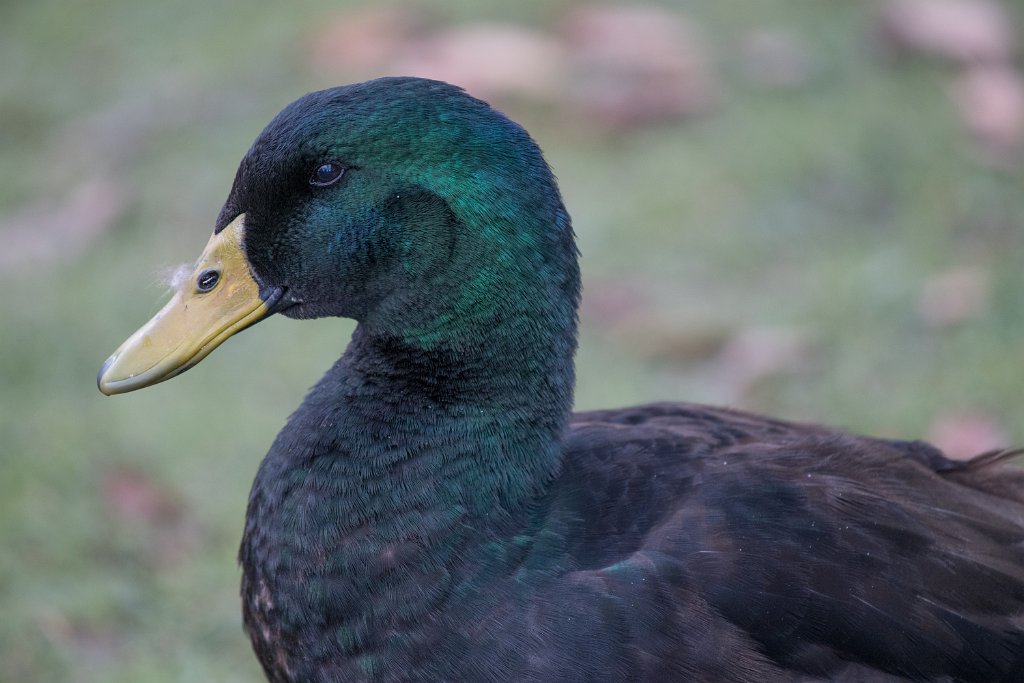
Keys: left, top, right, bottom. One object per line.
{"left": 317, "top": 296, "right": 577, "bottom": 518}
{"left": 337, "top": 193, "right": 581, "bottom": 514}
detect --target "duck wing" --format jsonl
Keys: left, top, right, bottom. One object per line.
{"left": 536, "top": 403, "right": 1024, "bottom": 681}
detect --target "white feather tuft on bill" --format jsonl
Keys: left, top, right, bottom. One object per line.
{"left": 154, "top": 263, "right": 193, "bottom": 291}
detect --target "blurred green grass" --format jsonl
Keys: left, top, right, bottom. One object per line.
{"left": 2, "top": 0, "right": 1023, "bottom": 680}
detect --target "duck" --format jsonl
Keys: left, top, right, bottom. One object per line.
{"left": 98, "top": 77, "right": 1024, "bottom": 682}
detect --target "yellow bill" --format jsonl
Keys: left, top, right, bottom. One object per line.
{"left": 98, "top": 214, "right": 279, "bottom": 395}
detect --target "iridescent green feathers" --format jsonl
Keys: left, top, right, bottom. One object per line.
{"left": 225, "top": 78, "right": 579, "bottom": 356}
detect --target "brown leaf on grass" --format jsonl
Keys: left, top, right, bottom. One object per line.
{"left": 561, "top": 4, "right": 717, "bottom": 128}
{"left": 579, "top": 278, "right": 652, "bottom": 327}
{"left": 392, "top": 23, "right": 566, "bottom": 102}
{"left": 307, "top": 9, "right": 565, "bottom": 102}
{"left": 952, "top": 65, "right": 1024, "bottom": 166}
{"left": 928, "top": 411, "right": 1010, "bottom": 459}
{"left": 739, "top": 28, "right": 815, "bottom": 90}
{"left": 611, "top": 316, "right": 733, "bottom": 364}
{"left": 582, "top": 279, "right": 732, "bottom": 362}
{"left": 0, "top": 178, "right": 127, "bottom": 274}
{"left": 101, "top": 466, "right": 182, "bottom": 528}
{"left": 716, "top": 326, "right": 816, "bottom": 398}
{"left": 34, "top": 612, "right": 122, "bottom": 663}
{"left": 917, "top": 266, "right": 991, "bottom": 327}
{"left": 307, "top": 6, "right": 427, "bottom": 78}
{"left": 100, "top": 466, "right": 198, "bottom": 568}
{"left": 876, "top": 0, "right": 1015, "bottom": 65}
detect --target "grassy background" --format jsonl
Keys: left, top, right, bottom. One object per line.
{"left": 2, "top": 0, "right": 1022, "bottom": 680}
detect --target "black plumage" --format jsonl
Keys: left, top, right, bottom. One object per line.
{"left": 99, "top": 78, "right": 1024, "bottom": 682}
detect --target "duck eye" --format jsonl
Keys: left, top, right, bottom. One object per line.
{"left": 310, "top": 162, "right": 345, "bottom": 187}
{"left": 196, "top": 269, "right": 220, "bottom": 292}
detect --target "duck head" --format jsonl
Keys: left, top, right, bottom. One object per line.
{"left": 98, "top": 77, "right": 579, "bottom": 395}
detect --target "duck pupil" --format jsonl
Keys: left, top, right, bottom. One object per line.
{"left": 197, "top": 270, "right": 219, "bottom": 292}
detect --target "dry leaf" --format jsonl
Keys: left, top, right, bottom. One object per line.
{"left": 876, "top": 0, "right": 1015, "bottom": 65}
{"left": 100, "top": 466, "right": 198, "bottom": 568}
{"left": 579, "top": 278, "right": 651, "bottom": 326}
{"left": 0, "top": 179, "right": 127, "bottom": 273}
{"left": 917, "top": 266, "right": 991, "bottom": 327}
{"left": 562, "top": 4, "right": 717, "bottom": 127}
{"left": 393, "top": 23, "right": 566, "bottom": 102}
{"left": 928, "top": 411, "right": 1010, "bottom": 459}
{"left": 611, "top": 316, "right": 732, "bottom": 363}
{"left": 952, "top": 65, "right": 1024, "bottom": 165}
{"left": 307, "top": 6, "right": 426, "bottom": 78}
{"left": 101, "top": 466, "right": 182, "bottom": 528}
{"left": 716, "top": 326, "right": 815, "bottom": 397}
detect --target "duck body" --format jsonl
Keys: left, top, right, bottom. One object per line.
{"left": 241, "top": 373, "right": 1024, "bottom": 682}
{"left": 99, "top": 78, "right": 1024, "bottom": 681}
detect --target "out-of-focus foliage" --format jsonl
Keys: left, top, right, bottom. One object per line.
{"left": 1, "top": 0, "right": 1022, "bottom": 680}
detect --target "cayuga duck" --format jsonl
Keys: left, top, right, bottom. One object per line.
{"left": 99, "top": 77, "right": 1024, "bottom": 682}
